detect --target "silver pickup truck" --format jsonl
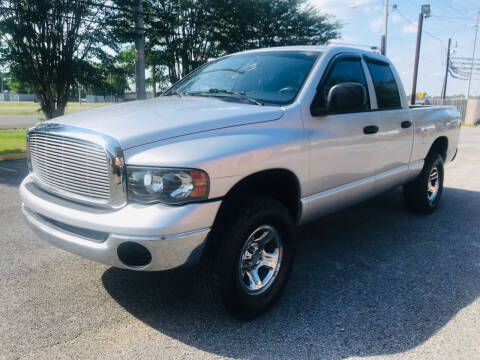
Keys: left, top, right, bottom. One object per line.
{"left": 20, "top": 46, "right": 461, "bottom": 319}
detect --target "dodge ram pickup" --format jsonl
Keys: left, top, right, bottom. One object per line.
{"left": 20, "top": 46, "right": 461, "bottom": 319}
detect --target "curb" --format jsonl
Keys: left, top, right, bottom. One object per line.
{"left": 0, "top": 153, "right": 27, "bottom": 162}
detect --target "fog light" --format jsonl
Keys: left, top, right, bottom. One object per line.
{"left": 117, "top": 242, "right": 152, "bottom": 267}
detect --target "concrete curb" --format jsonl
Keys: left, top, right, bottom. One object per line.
{"left": 0, "top": 152, "right": 27, "bottom": 162}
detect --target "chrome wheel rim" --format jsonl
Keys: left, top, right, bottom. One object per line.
{"left": 427, "top": 166, "right": 440, "bottom": 203}
{"left": 238, "top": 225, "right": 283, "bottom": 295}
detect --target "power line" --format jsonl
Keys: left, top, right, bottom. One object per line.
{"left": 451, "top": 56, "right": 480, "bottom": 62}
{"left": 436, "top": 0, "right": 476, "bottom": 21}
{"left": 403, "top": 0, "right": 476, "bottom": 29}
{"left": 403, "top": 0, "right": 420, "bottom": 10}
{"left": 430, "top": 15, "right": 470, "bottom": 27}
{"left": 432, "top": 15, "right": 473, "bottom": 21}
{"left": 394, "top": 7, "right": 445, "bottom": 43}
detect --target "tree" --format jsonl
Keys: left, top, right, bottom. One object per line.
{"left": 76, "top": 59, "right": 131, "bottom": 99}
{"left": 0, "top": 0, "right": 114, "bottom": 119}
{"left": 212, "top": 0, "right": 340, "bottom": 53}
{"left": 7, "top": 72, "right": 32, "bottom": 93}
{"left": 112, "top": 0, "right": 341, "bottom": 85}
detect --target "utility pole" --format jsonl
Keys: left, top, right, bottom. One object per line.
{"left": 78, "top": 83, "right": 81, "bottom": 105}
{"left": 411, "top": 4, "right": 430, "bottom": 105}
{"left": 466, "top": 10, "right": 479, "bottom": 100}
{"left": 381, "top": 0, "right": 389, "bottom": 55}
{"left": 441, "top": 38, "right": 452, "bottom": 100}
{"left": 135, "top": 0, "right": 146, "bottom": 100}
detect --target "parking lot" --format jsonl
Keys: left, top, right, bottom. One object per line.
{"left": 1, "top": 128, "right": 479, "bottom": 360}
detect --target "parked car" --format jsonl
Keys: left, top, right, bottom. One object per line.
{"left": 20, "top": 46, "right": 461, "bottom": 319}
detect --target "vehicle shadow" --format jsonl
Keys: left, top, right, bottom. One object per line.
{"left": 0, "top": 159, "right": 28, "bottom": 187}
{"left": 102, "top": 186, "right": 480, "bottom": 359}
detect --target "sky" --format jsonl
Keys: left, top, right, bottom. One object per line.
{"left": 309, "top": 0, "right": 480, "bottom": 97}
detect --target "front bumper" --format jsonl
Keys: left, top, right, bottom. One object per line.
{"left": 20, "top": 175, "right": 221, "bottom": 271}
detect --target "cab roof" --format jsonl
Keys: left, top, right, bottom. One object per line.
{"left": 233, "top": 45, "right": 390, "bottom": 64}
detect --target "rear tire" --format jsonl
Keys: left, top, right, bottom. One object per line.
{"left": 403, "top": 153, "right": 444, "bottom": 214}
{"left": 199, "top": 196, "right": 296, "bottom": 320}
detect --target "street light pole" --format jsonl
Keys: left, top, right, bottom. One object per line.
{"left": 466, "top": 10, "right": 479, "bottom": 100}
{"left": 381, "top": 0, "right": 389, "bottom": 55}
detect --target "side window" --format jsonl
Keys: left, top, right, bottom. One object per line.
{"left": 312, "top": 58, "right": 369, "bottom": 111}
{"left": 366, "top": 61, "right": 402, "bottom": 110}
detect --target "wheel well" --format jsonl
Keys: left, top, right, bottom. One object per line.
{"left": 220, "top": 169, "right": 301, "bottom": 222}
{"left": 427, "top": 136, "right": 448, "bottom": 161}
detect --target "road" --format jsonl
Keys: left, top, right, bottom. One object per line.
{"left": 1, "top": 128, "right": 479, "bottom": 360}
{"left": 0, "top": 115, "right": 42, "bottom": 129}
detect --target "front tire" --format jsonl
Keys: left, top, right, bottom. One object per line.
{"left": 200, "top": 196, "right": 296, "bottom": 320}
{"left": 403, "top": 153, "right": 444, "bottom": 214}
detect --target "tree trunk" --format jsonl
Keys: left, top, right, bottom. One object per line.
{"left": 35, "top": 86, "right": 69, "bottom": 120}
{"left": 41, "top": 102, "right": 66, "bottom": 120}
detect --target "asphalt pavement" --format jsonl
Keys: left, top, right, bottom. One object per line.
{"left": 1, "top": 128, "right": 479, "bottom": 360}
{"left": 0, "top": 115, "right": 42, "bottom": 129}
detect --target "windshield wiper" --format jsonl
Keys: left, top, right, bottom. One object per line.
{"left": 186, "top": 89, "right": 263, "bottom": 106}
{"left": 164, "top": 90, "right": 183, "bottom": 98}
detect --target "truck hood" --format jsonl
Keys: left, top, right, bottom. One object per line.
{"left": 49, "top": 96, "right": 285, "bottom": 149}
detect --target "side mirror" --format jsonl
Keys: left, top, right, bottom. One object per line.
{"left": 311, "top": 82, "right": 367, "bottom": 116}
{"left": 327, "top": 82, "right": 367, "bottom": 113}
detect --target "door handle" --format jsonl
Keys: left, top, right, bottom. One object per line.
{"left": 363, "top": 125, "right": 379, "bottom": 134}
{"left": 401, "top": 120, "right": 413, "bottom": 128}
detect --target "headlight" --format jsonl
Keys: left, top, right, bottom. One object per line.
{"left": 127, "top": 167, "right": 209, "bottom": 204}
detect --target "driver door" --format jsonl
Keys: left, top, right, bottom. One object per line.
{"left": 302, "top": 54, "right": 380, "bottom": 218}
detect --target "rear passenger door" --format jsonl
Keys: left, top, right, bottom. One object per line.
{"left": 364, "top": 57, "right": 414, "bottom": 192}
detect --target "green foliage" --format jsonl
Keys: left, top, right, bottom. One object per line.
{"left": 7, "top": 72, "right": 32, "bottom": 93}
{"left": 117, "top": 45, "right": 136, "bottom": 79}
{"left": 0, "top": 0, "right": 341, "bottom": 111}
{"left": 0, "top": 101, "right": 107, "bottom": 116}
{"left": 112, "top": 0, "right": 341, "bottom": 85}
{"left": 0, "top": 129, "right": 27, "bottom": 155}
{"left": 213, "top": 0, "right": 340, "bottom": 52}
{"left": 0, "top": 0, "right": 115, "bottom": 118}
{"left": 75, "top": 58, "right": 130, "bottom": 98}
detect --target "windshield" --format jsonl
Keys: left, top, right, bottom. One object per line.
{"left": 164, "top": 51, "right": 320, "bottom": 106}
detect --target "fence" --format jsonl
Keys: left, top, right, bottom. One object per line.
{"left": 0, "top": 93, "right": 36, "bottom": 102}
{"left": 84, "top": 95, "right": 121, "bottom": 103}
{"left": 0, "top": 93, "right": 120, "bottom": 103}
{"left": 425, "top": 97, "right": 468, "bottom": 122}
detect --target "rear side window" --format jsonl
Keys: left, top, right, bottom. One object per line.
{"left": 313, "top": 58, "right": 369, "bottom": 110}
{"left": 366, "top": 61, "right": 401, "bottom": 109}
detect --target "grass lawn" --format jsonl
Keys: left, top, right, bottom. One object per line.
{"left": 0, "top": 129, "right": 28, "bottom": 155}
{"left": 0, "top": 102, "right": 108, "bottom": 116}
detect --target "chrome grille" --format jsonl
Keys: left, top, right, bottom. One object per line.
{"left": 29, "top": 132, "right": 111, "bottom": 201}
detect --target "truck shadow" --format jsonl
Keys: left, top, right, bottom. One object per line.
{"left": 102, "top": 186, "right": 480, "bottom": 359}
{"left": 0, "top": 159, "right": 28, "bottom": 187}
